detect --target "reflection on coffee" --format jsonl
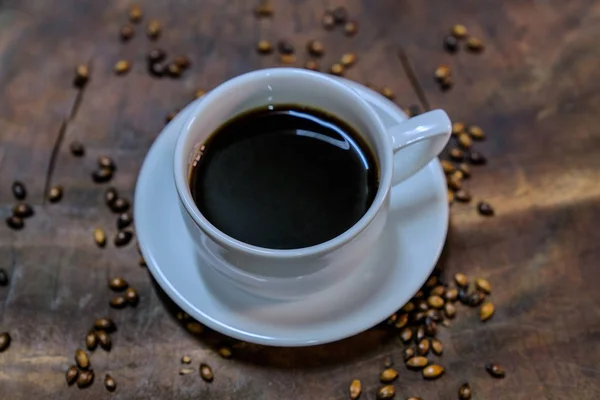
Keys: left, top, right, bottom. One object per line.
{"left": 189, "top": 105, "right": 379, "bottom": 250}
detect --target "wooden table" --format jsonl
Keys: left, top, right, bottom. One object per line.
{"left": 1, "top": 0, "right": 599, "bottom": 398}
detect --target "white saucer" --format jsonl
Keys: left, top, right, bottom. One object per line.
{"left": 134, "top": 79, "right": 449, "bottom": 347}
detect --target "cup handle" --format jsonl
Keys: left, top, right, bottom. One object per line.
{"left": 387, "top": 109, "right": 451, "bottom": 186}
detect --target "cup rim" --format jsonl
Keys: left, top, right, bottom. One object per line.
{"left": 173, "top": 68, "right": 392, "bottom": 259}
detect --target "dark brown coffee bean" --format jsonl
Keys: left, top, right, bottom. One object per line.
{"left": 340, "top": 53, "right": 357, "bottom": 68}
{"left": 430, "top": 285, "right": 445, "bottom": 296}
{"left": 147, "top": 19, "right": 161, "bottom": 40}
{"left": 454, "top": 273, "right": 468, "bottom": 287}
{"left": 48, "top": 186, "right": 63, "bottom": 203}
{"left": 485, "top": 363, "right": 505, "bottom": 378}
{"left": 256, "top": 40, "right": 273, "bottom": 54}
{"left": 400, "top": 301, "right": 414, "bottom": 313}
{"left": 416, "top": 325, "right": 426, "bottom": 341}
{"left": 278, "top": 54, "right": 296, "bottom": 64}
{"left": 69, "top": 141, "right": 85, "bottom": 156}
{"left": 458, "top": 133, "right": 473, "bottom": 149}
{"left": 475, "top": 278, "right": 491, "bottom": 294}
{"left": 426, "top": 309, "right": 443, "bottom": 322}
{"left": 386, "top": 314, "right": 397, "bottom": 325}
{"left": 149, "top": 64, "right": 165, "bottom": 79}
{"left": 66, "top": 365, "right": 79, "bottom": 386}
{"left": 109, "top": 277, "right": 128, "bottom": 292}
{"left": 444, "top": 35, "right": 458, "bottom": 53}
{"left": 406, "top": 356, "right": 428, "bottom": 369}
{"left": 417, "top": 299, "right": 429, "bottom": 312}
{"left": 383, "top": 356, "right": 393, "bottom": 368}
{"left": 447, "top": 174, "right": 462, "bottom": 191}
{"left": 444, "top": 302, "right": 457, "bottom": 319}
{"left": 413, "top": 311, "right": 427, "bottom": 324}
{"left": 96, "top": 330, "right": 111, "bottom": 351}
{"left": 120, "top": 25, "right": 134, "bottom": 41}
{"left": 217, "top": 346, "right": 232, "bottom": 359}
{"left": 349, "top": 379, "right": 361, "bottom": 399}
{"left": 431, "top": 339, "right": 443, "bottom": 355}
{"left": 332, "top": 6, "right": 348, "bottom": 24}
{"left": 467, "top": 125, "right": 485, "bottom": 140}
{"left": 92, "top": 168, "right": 113, "bottom": 183}
{"left": 116, "top": 212, "right": 133, "bottom": 230}
{"left": 403, "top": 347, "right": 415, "bottom": 361}
{"left": 451, "top": 24, "right": 468, "bottom": 39}
{"left": 458, "top": 163, "right": 471, "bottom": 178}
{"left": 452, "top": 122, "right": 465, "bottom": 136}
{"left": 449, "top": 147, "right": 465, "bottom": 161}
{"left": 377, "top": 385, "right": 395, "bottom": 399}
{"left": 413, "top": 289, "right": 424, "bottom": 299}
{"left": 424, "top": 318, "right": 437, "bottom": 337}
{"left": 94, "top": 318, "right": 116, "bottom": 333}
{"left": 173, "top": 56, "right": 191, "bottom": 70}
{"left": 307, "top": 40, "right": 324, "bottom": 57}
{"left": 466, "top": 37, "right": 485, "bottom": 53}
{"left": 455, "top": 189, "right": 472, "bottom": 203}
{"left": 434, "top": 65, "right": 451, "bottom": 81}
{"left": 12, "top": 203, "right": 33, "bottom": 219}
{"left": 85, "top": 331, "right": 97, "bottom": 351}
{"left": 277, "top": 40, "right": 295, "bottom": 55}
{"left": 445, "top": 288, "right": 458, "bottom": 302}
{"left": 111, "top": 198, "right": 130, "bottom": 213}
{"left": 0, "top": 332, "right": 11, "bottom": 352}
{"left": 125, "top": 287, "right": 139, "bottom": 306}
{"left": 0, "top": 269, "right": 8, "bottom": 286}
{"left": 304, "top": 60, "right": 319, "bottom": 71}
{"left": 468, "top": 151, "right": 487, "bottom": 165}
{"left": 458, "top": 288, "right": 469, "bottom": 305}
{"left": 104, "top": 374, "right": 116, "bottom": 392}
{"left": 467, "top": 291, "right": 485, "bottom": 307}
{"left": 167, "top": 63, "right": 182, "bottom": 78}
{"left": 104, "top": 187, "right": 118, "bottom": 206}
{"left": 6, "top": 216, "right": 24, "bottom": 230}
{"left": 480, "top": 302, "right": 495, "bottom": 321}
{"left": 11, "top": 181, "right": 26, "bottom": 200}
{"left": 93, "top": 228, "right": 106, "bottom": 247}
{"left": 200, "top": 363, "right": 214, "bottom": 382}
{"left": 186, "top": 322, "right": 204, "bottom": 335}
{"left": 329, "top": 63, "right": 344, "bottom": 76}
{"left": 98, "top": 155, "right": 115, "bottom": 171}
{"left": 380, "top": 368, "right": 398, "bottom": 383}
{"left": 423, "top": 364, "right": 444, "bottom": 379}
{"left": 110, "top": 295, "right": 127, "bottom": 309}
{"left": 114, "top": 60, "right": 131, "bottom": 75}
{"left": 427, "top": 295, "right": 444, "bottom": 309}
{"left": 129, "top": 4, "right": 142, "bottom": 23}
{"left": 114, "top": 230, "right": 133, "bottom": 247}
{"left": 77, "top": 369, "right": 94, "bottom": 388}
{"left": 408, "top": 104, "right": 422, "bottom": 117}
{"left": 477, "top": 201, "right": 495, "bottom": 216}
{"left": 417, "top": 338, "right": 430, "bottom": 356}
{"left": 73, "top": 65, "right": 89, "bottom": 88}
{"left": 75, "top": 349, "right": 90, "bottom": 370}
{"left": 344, "top": 21, "right": 358, "bottom": 36}
{"left": 441, "top": 160, "right": 455, "bottom": 175}
{"left": 394, "top": 313, "right": 409, "bottom": 329}
{"left": 400, "top": 327, "right": 413, "bottom": 343}
{"left": 459, "top": 382, "right": 472, "bottom": 399}
{"left": 254, "top": 1, "right": 273, "bottom": 18}
{"left": 322, "top": 11, "right": 335, "bottom": 30}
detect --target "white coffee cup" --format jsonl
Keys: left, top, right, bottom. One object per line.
{"left": 173, "top": 68, "right": 451, "bottom": 299}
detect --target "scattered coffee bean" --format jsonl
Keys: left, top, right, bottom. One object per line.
{"left": 186, "top": 322, "right": 204, "bottom": 335}
{"left": 147, "top": 48, "right": 166, "bottom": 64}
{"left": 377, "top": 385, "right": 395, "bottom": 399}
{"left": 48, "top": 186, "right": 63, "bottom": 203}
{"left": 120, "top": 25, "right": 134, "bottom": 42}
{"left": 469, "top": 151, "right": 487, "bottom": 165}
{"left": 380, "top": 87, "right": 395, "bottom": 100}
{"left": 459, "top": 382, "right": 472, "bottom": 399}
{"left": 423, "top": 364, "right": 445, "bottom": 379}
{"left": 458, "top": 133, "right": 473, "bottom": 149}
{"left": 11, "top": 181, "right": 26, "bottom": 200}
{"left": 117, "top": 212, "right": 133, "bottom": 230}
{"left": 445, "top": 288, "right": 458, "bottom": 302}
{"left": 167, "top": 63, "right": 182, "bottom": 78}
{"left": 406, "top": 356, "right": 428, "bottom": 369}
{"left": 402, "top": 301, "right": 415, "bottom": 313}
{"left": 452, "top": 122, "right": 465, "bottom": 136}
{"left": 329, "top": 63, "right": 344, "bottom": 76}
{"left": 466, "top": 37, "right": 485, "bottom": 53}
{"left": 349, "top": 379, "right": 361, "bottom": 399}
{"left": 173, "top": 56, "right": 191, "bottom": 70}
{"left": 344, "top": 21, "right": 358, "bottom": 36}
{"left": 125, "top": 287, "right": 139, "bottom": 306}
{"left": 394, "top": 314, "right": 409, "bottom": 329}
{"left": 66, "top": 365, "right": 79, "bottom": 386}
{"left": 477, "top": 201, "right": 494, "bottom": 216}
{"left": 147, "top": 19, "right": 161, "bottom": 40}
{"left": 74, "top": 64, "right": 90, "bottom": 88}
{"left": 413, "top": 311, "right": 427, "bottom": 324}
{"left": 384, "top": 356, "right": 393, "bottom": 368}
{"left": 307, "top": 40, "right": 324, "bottom": 57}
{"left": 92, "top": 168, "right": 113, "bottom": 183}
{"left": 0, "top": 269, "right": 8, "bottom": 286}
{"left": 448, "top": 190, "right": 454, "bottom": 204}
{"left": 256, "top": 40, "right": 273, "bottom": 54}
{"left": 416, "top": 325, "right": 426, "bottom": 341}
{"left": 340, "top": 53, "right": 357, "bottom": 68}
{"left": 0, "top": 332, "right": 11, "bottom": 352}
{"left": 105, "top": 187, "right": 118, "bottom": 206}
{"left": 454, "top": 188, "right": 471, "bottom": 202}
{"left": 179, "top": 367, "right": 194, "bottom": 375}
{"left": 332, "top": 6, "right": 348, "bottom": 24}
{"left": 400, "top": 327, "right": 413, "bottom": 343}
{"left": 97, "top": 155, "right": 115, "bottom": 171}
{"left": 70, "top": 141, "right": 85, "bottom": 156}
{"left": 322, "top": 11, "right": 335, "bottom": 30}
{"left": 431, "top": 285, "right": 445, "bottom": 297}
{"left": 380, "top": 368, "right": 398, "bottom": 383}
{"left": 485, "top": 363, "right": 505, "bottom": 378}
{"left": 451, "top": 24, "right": 468, "bottom": 39}
{"left": 93, "top": 228, "right": 107, "bottom": 248}
{"left": 431, "top": 339, "right": 443, "bottom": 355}
{"left": 85, "top": 331, "right": 98, "bottom": 351}
{"left": 75, "top": 349, "right": 90, "bottom": 370}
{"left": 114, "top": 230, "right": 133, "bottom": 247}
{"left": 467, "top": 291, "right": 485, "bottom": 307}
{"left": 114, "top": 60, "right": 131, "bottom": 75}
{"left": 77, "top": 370, "right": 94, "bottom": 388}
{"left": 440, "top": 76, "right": 454, "bottom": 90}
{"left": 12, "top": 203, "right": 33, "bottom": 218}
{"left": 279, "top": 54, "right": 296, "bottom": 65}
{"left": 449, "top": 147, "right": 465, "bottom": 161}
{"left": 458, "top": 163, "right": 471, "bottom": 178}
{"left": 458, "top": 288, "right": 469, "bottom": 305}
{"left": 417, "top": 338, "right": 430, "bottom": 356}
{"left": 467, "top": 125, "right": 485, "bottom": 140}
{"left": 110, "top": 295, "right": 127, "bottom": 309}
{"left": 200, "top": 363, "right": 214, "bottom": 382}
{"left": 403, "top": 347, "right": 415, "bottom": 361}
{"left": 304, "top": 60, "right": 319, "bottom": 71}
{"left": 424, "top": 318, "right": 437, "bottom": 337}
{"left": 254, "top": 1, "right": 273, "bottom": 18}
{"left": 454, "top": 273, "right": 468, "bottom": 287}
{"left": 277, "top": 40, "right": 295, "bottom": 55}
{"left": 444, "top": 302, "right": 456, "bottom": 319}
{"left": 94, "top": 318, "right": 116, "bottom": 333}
{"left": 129, "top": 4, "right": 142, "bottom": 23}
{"left": 408, "top": 104, "right": 422, "bottom": 117}
{"left": 444, "top": 35, "right": 458, "bottom": 53}
{"left": 435, "top": 65, "right": 451, "bottom": 81}
{"left": 6, "top": 215, "right": 24, "bottom": 230}
{"left": 427, "top": 295, "right": 444, "bottom": 309}
{"left": 96, "top": 330, "right": 112, "bottom": 351}
{"left": 181, "top": 355, "right": 192, "bottom": 364}
{"left": 475, "top": 278, "right": 491, "bottom": 294}
{"left": 426, "top": 309, "right": 443, "bottom": 322}
{"left": 447, "top": 174, "right": 462, "bottom": 191}
{"left": 105, "top": 374, "right": 117, "bottom": 392}
{"left": 195, "top": 89, "right": 206, "bottom": 98}
{"left": 480, "top": 302, "right": 495, "bottom": 321}
{"left": 111, "top": 198, "right": 130, "bottom": 213}
{"left": 148, "top": 63, "right": 166, "bottom": 77}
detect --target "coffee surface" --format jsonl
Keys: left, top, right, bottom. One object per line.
{"left": 189, "top": 105, "right": 378, "bottom": 249}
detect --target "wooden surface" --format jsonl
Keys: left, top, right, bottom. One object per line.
{"left": 1, "top": 0, "right": 600, "bottom": 399}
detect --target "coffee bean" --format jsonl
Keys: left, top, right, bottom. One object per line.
{"left": 380, "top": 368, "right": 398, "bottom": 383}
{"left": 92, "top": 168, "right": 113, "bottom": 183}
{"left": 332, "top": 6, "right": 348, "bottom": 24}
{"left": 455, "top": 189, "right": 472, "bottom": 203}
{"left": 279, "top": 54, "right": 296, "bottom": 65}
{"left": 179, "top": 367, "right": 194, "bottom": 375}
{"left": 105, "top": 374, "right": 117, "bottom": 392}
{"left": 95, "top": 330, "right": 111, "bottom": 351}
{"left": 108, "top": 277, "right": 128, "bottom": 292}
{"left": 254, "top": 1, "right": 273, "bottom": 18}
{"left": 195, "top": 89, "right": 206, "bottom": 99}
{"left": 427, "top": 295, "right": 444, "bottom": 309}
{"left": 413, "top": 311, "right": 427, "bottom": 324}
{"left": 113, "top": 230, "right": 133, "bottom": 247}
{"left": 6, "top": 215, "right": 24, "bottom": 230}
{"left": 444, "top": 302, "right": 456, "bottom": 319}
{"left": 73, "top": 65, "right": 89, "bottom": 88}
{"left": 322, "top": 11, "right": 335, "bottom": 30}
{"left": 111, "top": 197, "right": 130, "bottom": 213}
{"left": 449, "top": 147, "right": 465, "bottom": 161}
{"left": 147, "top": 19, "right": 161, "bottom": 40}
{"left": 424, "top": 318, "right": 437, "bottom": 337}
{"left": 94, "top": 318, "right": 116, "bottom": 333}
{"left": 477, "top": 201, "right": 495, "bottom": 216}
{"left": 167, "top": 63, "right": 182, "bottom": 78}
{"left": 395, "top": 313, "right": 409, "bottom": 329}
{"left": 485, "top": 363, "right": 505, "bottom": 378}
{"left": 458, "top": 133, "right": 473, "bottom": 149}
{"left": 349, "top": 379, "right": 361, "bottom": 399}
{"left": 186, "top": 322, "right": 204, "bottom": 335}
{"left": 114, "top": 60, "right": 131, "bottom": 75}
{"left": 329, "top": 63, "right": 344, "bottom": 76}
{"left": 480, "top": 302, "right": 495, "bottom": 321}
{"left": 431, "top": 339, "right": 443, "bottom": 356}
{"left": 417, "top": 338, "right": 430, "bottom": 356}
{"left": 149, "top": 63, "right": 166, "bottom": 77}
{"left": 467, "top": 125, "right": 485, "bottom": 140}
{"left": 11, "top": 181, "right": 26, "bottom": 200}
{"left": 120, "top": 25, "right": 134, "bottom": 42}
{"left": 173, "top": 56, "right": 191, "bottom": 70}
{"left": 384, "top": 356, "right": 393, "bottom": 368}
{"left": 426, "top": 309, "right": 443, "bottom": 322}
{"left": 66, "top": 365, "right": 79, "bottom": 386}
{"left": 0, "top": 269, "right": 8, "bottom": 286}
{"left": 0, "top": 332, "right": 11, "bottom": 352}
{"left": 306, "top": 40, "right": 324, "bottom": 57}
{"left": 277, "top": 40, "right": 295, "bottom": 55}
{"left": 256, "top": 40, "right": 273, "bottom": 54}
{"left": 447, "top": 174, "right": 462, "bottom": 191}
{"left": 416, "top": 325, "right": 426, "bottom": 341}
{"left": 110, "top": 295, "right": 127, "bottom": 309}
{"left": 459, "top": 382, "right": 472, "bottom": 399}
{"left": 413, "top": 289, "right": 424, "bottom": 299}
{"left": 458, "top": 163, "right": 471, "bottom": 178}
{"left": 458, "top": 288, "right": 469, "bottom": 305}
{"left": 344, "top": 21, "right": 358, "bottom": 36}
{"left": 434, "top": 65, "right": 451, "bottom": 81}
{"left": 469, "top": 151, "right": 487, "bottom": 165}
{"left": 85, "top": 331, "right": 97, "bottom": 351}
{"left": 70, "top": 141, "right": 85, "bottom": 156}
{"left": 408, "top": 104, "right": 422, "bottom": 117}
{"left": 445, "top": 288, "right": 458, "bottom": 302}
{"left": 125, "top": 287, "right": 139, "bottom": 307}
{"left": 440, "top": 76, "right": 454, "bottom": 90}
{"left": 115, "top": 212, "right": 133, "bottom": 231}
{"left": 467, "top": 291, "right": 485, "bottom": 307}
{"left": 430, "top": 285, "right": 445, "bottom": 297}
{"left": 377, "top": 385, "right": 395, "bottom": 399}
{"left": 444, "top": 35, "right": 458, "bottom": 53}
{"left": 340, "top": 53, "right": 357, "bottom": 68}
{"left": 75, "top": 349, "right": 90, "bottom": 370}
{"left": 452, "top": 122, "right": 465, "bottom": 136}
{"left": 304, "top": 60, "right": 319, "bottom": 71}
{"left": 466, "top": 37, "right": 485, "bottom": 53}
{"left": 200, "top": 363, "right": 214, "bottom": 382}
{"left": 401, "top": 302, "right": 414, "bottom": 313}
{"left": 97, "top": 156, "right": 115, "bottom": 171}
{"left": 380, "top": 87, "right": 395, "bottom": 100}
{"left": 400, "top": 327, "right": 413, "bottom": 343}
{"left": 417, "top": 299, "right": 429, "bottom": 311}
{"left": 451, "top": 24, "right": 468, "bottom": 39}
{"left": 12, "top": 203, "right": 33, "bottom": 219}
{"left": 129, "top": 4, "right": 142, "bottom": 23}
{"left": 448, "top": 190, "right": 454, "bottom": 204}
{"left": 454, "top": 273, "right": 468, "bottom": 287}
{"left": 475, "top": 278, "right": 491, "bottom": 294}
{"left": 48, "top": 186, "right": 63, "bottom": 203}
{"left": 406, "top": 356, "right": 428, "bottom": 369}
{"left": 422, "top": 364, "right": 444, "bottom": 379}
{"left": 104, "top": 187, "right": 118, "bottom": 206}
{"left": 403, "top": 347, "right": 415, "bottom": 362}
{"left": 77, "top": 370, "right": 94, "bottom": 388}
{"left": 93, "top": 228, "right": 106, "bottom": 248}
{"left": 147, "top": 48, "right": 167, "bottom": 64}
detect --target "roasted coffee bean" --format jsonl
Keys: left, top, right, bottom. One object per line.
{"left": 96, "top": 330, "right": 111, "bottom": 351}
{"left": 386, "top": 314, "right": 397, "bottom": 325}
{"left": 431, "top": 339, "right": 443, "bottom": 355}
{"left": 459, "top": 382, "right": 472, "bottom": 399}
{"left": 380, "top": 368, "right": 398, "bottom": 383}
{"left": 256, "top": 40, "right": 273, "bottom": 54}
{"left": 480, "top": 302, "right": 495, "bottom": 321}
{"left": 129, "top": 4, "right": 142, "bottom": 23}
{"left": 344, "top": 21, "right": 358, "bottom": 36}
{"left": 179, "top": 367, "right": 194, "bottom": 375}
{"left": 413, "top": 311, "right": 427, "bottom": 324}
{"left": 408, "top": 104, "right": 422, "bottom": 117}
{"left": 400, "top": 327, "right": 413, "bottom": 343}
{"left": 440, "top": 76, "right": 454, "bottom": 90}
{"left": 458, "top": 133, "right": 473, "bottom": 149}
{"left": 442, "top": 319, "right": 451, "bottom": 327}
{"left": 0, "top": 332, "right": 11, "bottom": 352}
{"left": 173, "top": 56, "right": 191, "bottom": 70}
{"left": 458, "top": 288, "right": 469, "bottom": 305}
{"left": 110, "top": 295, "right": 127, "bottom": 309}
{"left": 94, "top": 318, "right": 116, "bottom": 333}
{"left": 279, "top": 54, "right": 296, "bottom": 65}
{"left": 75, "top": 349, "right": 90, "bottom": 370}
{"left": 114, "top": 230, "right": 133, "bottom": 247}
{"left": 77, "top": 370, "right": 94, "bottom": 388}
{"left": 109, "top": 277, "right": 128, "bottom": 292}
{"left": 380, "top": 87, "right": 395, "bottom": 100}
{"left": 413, "top": 289, "right": 424, "bottom": 299}
{"left": 452, "top": 122, "right": 465, "bottom": 135}
{"left": 403, "top": 347, "right": 415, "bottom": 361}
{"left": 0, "top": 269, "right": 8, "bottom": 286}
{"left": 430, "top": 285, "right": 445, "bottom": 296}
{"left": 475, "top": 278, "right": 491, "bottom": 294}
{"left": 307, "top": 40, "right": 324, "bottom": 57}
{"left": 417, "top": 300, "right": 429, "bottom": 312}
{"left": 469, "top": 151, "right": 487, "bottom": 165}
{"left": 111, "top": 198, "right": 130, "bottom": 213}
{"left": 181, "top": 355, "right": 192, "bottom": 364}
{"left": 105, "top": 374, "right": 117, "bottom": 392}
{"left": 70, "top": 141, "right": 85, "bottom": 156}
{"left": 377, "top": 385, "right": 395, "bottom": 399}
{"left": 445, "top": 288, "right": 458, "bottom": 302}
{"left": 417, "top": 338, "right": 430, "bottom": 356}
{"left": 200, "top": 363, "right": 214, "bottom": 382}
{"left": 384, "top": 356, "right": 393, "bottom": 368}
{"left": 93, "top": 228, "right": 106, "bottom": 247}
{"left": 467, "top": 125, "right": 485, "bottom": 140}
{"left": 186, "top": 322, "right": 204, "bottom": 335}
{"left": 217, "top": 346, "right": 232, "bottom": 358}
{"left": 277, "top": 40, "right": 295, "bottom": 55}
{"left": 332, "top": 6, "right": 348, "bottom": 24}
{"left": 48, "top": 186, "right": 63, "bottom": 203}
{"left": 322, "top": 11, "right": 335, "bottom": 30}
{"left": 416, "top": 325, "right": 426, "bottom": 341}
{"left": 349, "top": 379, "right": 361, "bottom": 399}
{"left": 444, "top": 302, "right": 457, "bottom": 319}
{"left": 427, "top": 295, "right": 444, "bottom": 309}
{"left": 304, "top": 60, "right": 319, "bottom": 71}
{"left": 125, "top": 287, "right": 139, "bottom": 306}
{"left": 485, "top": 363, "right": 505, "bottom": 378}
{"left": 97, "top": 155, "right": 115, "bottom": 171}
{"left": 254, "top": 0, "right": 273, "bottom": 18}
{"left": 66, "top": 365, "right": 79, "bottom": 386}
{"left": 117, "top": 212, "right": 133, "bottom": 230}
{"left": 395, "top": 313, "right": 409, "bottom": 329}
{"left": 448, "top": 190, "right": 455, "bottom": 204}
{"left": 451, "top": 24, "right": 468, "bottom": 39}
{"left": 148, "top": 62, "right": 166, "bottom": 76}
{"left": 426, "top": 309, "right": 443, "bottom": 322}
{"left": 477, "top": 201, "right": 494, "bottom": 216}
{"left": 406, "top": 356, "right": 428, "bottom": 369}
{"left": 92, "top": 168, "right": 113, "bottom": 183}
{"left": 424, "top": 318, "right": 437, "bottom": 337}
{"left": 435, "top": 65, "right": 451, "bottom": 82}
{"left": 195, "top": 89, "right": 206, "bottom": 99}
{"left": 147, "top": 19, "right": 161, "bottom": 40}
{"left": 402, "top": 301, "right": 415, "bottom": 313}
{"left": 6, "top": 215, "right": 24, "bottom": 230}
{"left": 105, "top": 187, "right": 118, "bottom": 206}
{"left": 449, "top": 147, "right": 465, "bottom": 161}
{"left": 147, "top": 48, "right": 166, "bottom": 64}
{"left": 329, "top": 63, "right": 344, "bottom": 76}
{"left": 120, "top": 25, "right": 134, "bottom": 42}
{"left": 451, "top": 170, "right": 464, "bottom": 181}
{"left": 444, "top": 35, "right": 458, "bottom": 53}
{"left": 423, "top": 364, "right": 444, "bottom": 379}
{"left": 74, "top": 65, "right": 89, "bottom": 88}
{"left": 455, "top": 189, "right": 472, "bottom": 203}
{"left": 447, "top": 174, "right": 462, "bottom": 191}
{"left": 85, "top": 331, "right": 98, "bottom": 351}
{"left": 458, "top": 163, "right": 471, "bottom": 178}
{"left": 340, "top": 53, "right": 357, "bottom": 68}
{"left": 467, "top": 291, "right": 485, "bottom": 307}
{"left": 167, "top": 63, "right": 182, "bottom": 78}
{"left": 114, "top": 60, "right": 131, "bottom": 75}
{"left": 467, "top": 37, "right": 485, "bottom": 52}
{"left": 11, "top": 181, "right": 26, "bottom": 200}
{"left": 454, "top": 273, "right": 469, "bottom": 287}
{"left": 13, "top": 203, "right": 34, "bottom": 218}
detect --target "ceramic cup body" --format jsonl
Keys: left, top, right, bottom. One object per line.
{"left": 173, "top": 68, "right": 450, "bottom": 299}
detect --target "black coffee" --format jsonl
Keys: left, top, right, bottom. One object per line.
{"left": 189, "top": 105, "right": 379, "bottom": 250}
